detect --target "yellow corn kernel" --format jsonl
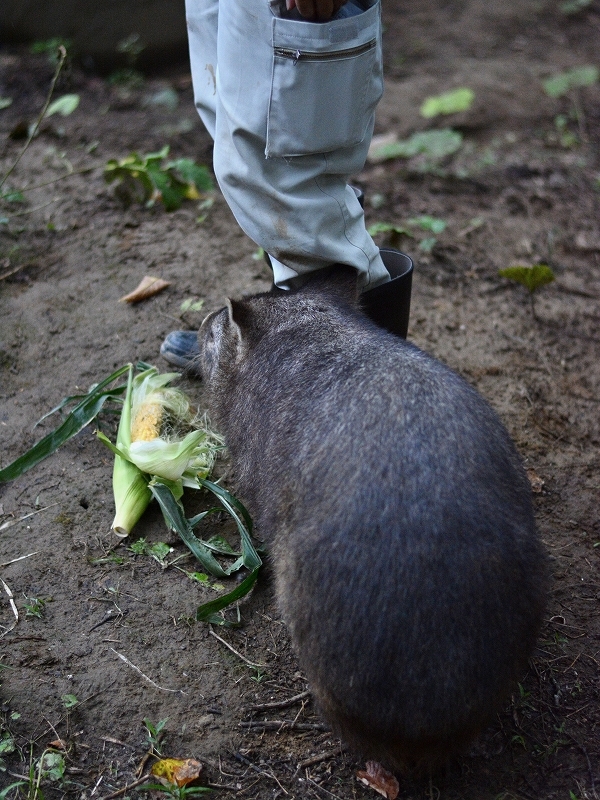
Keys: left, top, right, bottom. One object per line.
{"left": 131, "top": 401, "right": 163, "bottom": 442}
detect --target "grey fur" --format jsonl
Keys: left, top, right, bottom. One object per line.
{"left": 197, "top": 267, "right": 547, "bottom": 769}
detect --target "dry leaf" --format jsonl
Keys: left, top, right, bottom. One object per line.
{"left": 527, "top": 468, "right": 545, "bottom": 493}
{"left": 49, "top": 738, "right": 67, "bottom": 750}
{"left": 356, "top": 760, "right": 400, "bottom": 800}
{"left": 120, "top": 275, "right": 170, "bottom": 304}
{"left": 151, "top": 757, "right": 203, "bottom": 787}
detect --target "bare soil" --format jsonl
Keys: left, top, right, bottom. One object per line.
{"left": 1, "top": 1, "right": 599, "bottom": 798}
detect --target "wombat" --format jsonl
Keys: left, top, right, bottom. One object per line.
{"left": 197, "top": 267, "right": 547, "bottom": 769}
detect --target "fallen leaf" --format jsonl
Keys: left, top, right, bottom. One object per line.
{"left": 49, "top": 738, "right": 67, "bottom": 750}
{"left": 527, "top": 468, "right": 545, "bottom": 493}
{"left": 120, "top": 275, "right": 170, "bottom": 303}
{"left": 356, "top": 760, "right": 400, "bottom": 800}
{"left": 151, "top": 757, "right": 203, "bottom": 787}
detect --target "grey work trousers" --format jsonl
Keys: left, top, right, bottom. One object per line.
{"left": 185, "top": 0, "right": 389, "bottom": 289}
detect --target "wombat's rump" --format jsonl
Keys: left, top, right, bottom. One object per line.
{"left": 197, "top": 267, "right": 547, "bottom": 769}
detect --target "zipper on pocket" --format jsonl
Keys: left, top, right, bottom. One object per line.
{"left": 274, "top": 38, "right": 376, "bottom": 66}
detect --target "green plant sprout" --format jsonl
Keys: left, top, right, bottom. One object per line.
{"left": 369, "top": 216, "right": 447, "bottom": 252}
{"left": 23, "top": 597, "right": 48, "bottom": 619}
{"left": 61, "top": 694, "right": 78, "bottom": 709}
{"left": 180, "top": 298, "right": 205, "bottom": 314}
{"left": 143, "top": 717, "right": 169, "bottom": 756}
{"left": 30, "top": 38, "right": 73, "bottom": 64}
{"left": 543, "top": 65, "right": 598, "bottom": 98}
{"left": 499, "top": 263, "right": 555, "bottom": 319}
{"left": 543, "top": 66, "right": 598, "bottom": 143}
{"left": 129, "top": 538, "right": 173, "bottom": 566}
{"left": 420, "top": 88, "right": 475, "bottom": 118}
{"left": 552, "top": 113, "right": 579, "bottom": 148}
{"left": 367, "top": 222, "right": 414, "bottom": 250}
{"left": 104, "top": 146, "right": 214, "bottom": 211}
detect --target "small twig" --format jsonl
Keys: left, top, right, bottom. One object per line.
{"left": 99, "top": 773, "right": 152, "bottom": 800}
{"left": 110, "top": 648, "right": 185, "bottom": 693}
{"left": 231, "top": 751, "right": 289, "bottom": 795}
{"left": 248, "top": 689, "right": 311, "bottom": 713}
{"left": 240, "top": 719, "right": 328, "bottom": 732}
{"left": 0, "top": 551, "right": 39, "bottom": 568}
{"left": 297, "top": 745, "right": 347, "bottom": 769}
{"left": 0, "top": 46, "right": 67, "bottom": 192}
{"left": 98, "top": 736, "right": 135, "bottom": 750}
{"left": 90, "top": 774, "right": 104, "bottom": 797}
{"left": 209, "top": 627, "right": 266, "bottom": 668}
{"left": 0, "top": 504, "right": 58, "bottom": 532}
{"left": 17, "top": 164, "right": 100, "bottom": 193}
{"left": 0, "top": 579, "right": 19, "bottom": 638}
{"left": 3, "top": 197, "right": 60, "bottom": 218}
{"left": 135, "top": 748, "right": 156, "bottom": 779}
{"left": 306, "top": 775, "right": 344, "bottom": 800}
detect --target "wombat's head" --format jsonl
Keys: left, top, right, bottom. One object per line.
{"left": 197, "top": 265, "right": 361, "bottom": 387}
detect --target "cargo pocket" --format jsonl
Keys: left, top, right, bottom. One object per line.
{"left": 266, "top": 1, "right": 383, "bottom": 158}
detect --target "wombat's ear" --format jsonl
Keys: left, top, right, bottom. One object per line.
{"left": 225, "top": 298, "right": 254, "bottom": 360}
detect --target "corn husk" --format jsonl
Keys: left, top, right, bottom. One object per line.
{"left": 109, "top": 366, "right": 152, "bottom": 537}
{"left": 98, "top": 365, "right": 222, "bottom": 537}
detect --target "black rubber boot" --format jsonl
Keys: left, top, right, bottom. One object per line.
{"left": 160, "top": 330, "right": 201, "bottom": 372}
{"left": 361, "top": 249, "right": 413, "bottom": 339}
{"left": 160, "top": 245, "right": 413, "bottom": 370}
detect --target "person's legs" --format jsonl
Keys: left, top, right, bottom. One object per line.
{"left": 191, "top": 0, "right": 389, "bottom": 289}
{"left": 185, "top": 0, "right": 219, "bottom": 139}
{"left": 162, "top": 0, "right": 412, "bottom": 369}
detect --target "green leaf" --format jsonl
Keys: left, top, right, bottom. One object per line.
{"left": 35, "top": 386, "right": 125, "bottom": 428}
{"left": 0, "top": 364, "right": 131, "bottom": 484}
{"left": 196, "top": 567, "right": 260, "bottom": 623}
{"left": 146, "top": 164, "right": 184, "bottom": 211}
{"left": 418, "top": 237, "right": 437, "bottom": 252}
{"left": 45, "top": 93, "right": 80, "bottom": 117}
{"left": 61, "top": 693, "right": 78, "bottom": 708}
{"left": 167, "top": 158, "right": 214, "bottom": 192}
{"left": 420, "top": 88, "right": 475, "bottom": 118}
{"left": 0, "top": 783, "right": 26, "bottom": 799}
{"left": 150, "top": 481, "right": 229, "bottom": 577}
{"left": 204, "top": 533, "right": 239, "bottom": 556}
{"left": 197, "top": 478, "right": 261, "bottom": 571}
{"left": 543, "top": 66, "right": 598, "bottom": 98}
{"left": 407, "top": 215, "right": 447, "bottom": 234}
{"left": 370, "top": 129, "right": 463, "bottom": 162}
{"left": 499, "top": 263, "right": 556, "bottom": 293}
{"left": 367, "top": 222, "right": 413, "bottom": 237}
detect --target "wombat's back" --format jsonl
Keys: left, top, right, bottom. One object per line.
{"left": 198, "top": 269, "right": 547, "bottom": 769}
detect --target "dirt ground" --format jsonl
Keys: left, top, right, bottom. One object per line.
{"left": 1, "top": 0, "right": 599, "bottom": 798}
